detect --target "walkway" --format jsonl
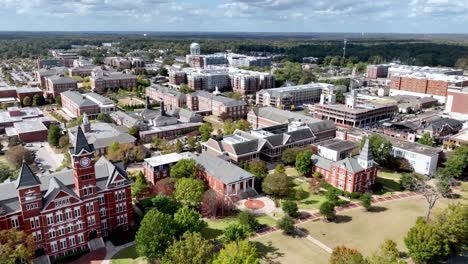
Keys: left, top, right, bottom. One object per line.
{"left": 68, "top": 248, "right": 106, "bottom": 264}
{"left": 295, "top": 228, "right": 333, "bottom": 253}
{"left": 236, "top": 196, "right": 276, "bottom": 216}
{"left": 101, "top": 241, "right": 135, "bottom": 264}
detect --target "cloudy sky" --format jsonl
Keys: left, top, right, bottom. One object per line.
{"left": 0, "top": 0, "right": 466, "bottom": 33}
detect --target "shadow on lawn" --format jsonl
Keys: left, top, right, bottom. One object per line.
{"left": 201, "top": 227, "right": 224, "bottom": 240}
{"left": 253, "top": 241, "right": 285, "bottom": 264}
{"left": 368, "top": 206, "right": 388, "bottom": 213}
{"left": 334, "top": 215, "right": 352, "bottom": 224}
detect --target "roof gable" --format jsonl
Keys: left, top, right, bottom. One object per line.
{"left": 15, "top": 162, "right": 41, "bottom": 189}
{"left": 71, "top": 126, "right": 95, "bottom": 155}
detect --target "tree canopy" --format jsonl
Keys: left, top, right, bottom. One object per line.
{"left": 262, "top": 172, "right": 292, "bottom": 198}
{"left": 161, "top": 232, "right": 213, "bottom": 264}
{"left": 295, "top": 150, "right": 313, "bottom": 175}
{"left": 213, "top": 240, "right": 259, "bottom": 264}
{"left": 174, "top": 178, "right": 205, "bottom": 208}
{"left": 170, "top": 159, "right": 199, "bottom": 179}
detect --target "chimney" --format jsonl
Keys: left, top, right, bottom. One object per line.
{"left": 145, "top": 96, "right": 151, "bottom": 110}
{"left": 160, "top": 101, "right": 165, "bottom": 116}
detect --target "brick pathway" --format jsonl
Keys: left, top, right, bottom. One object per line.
{"left": 251, "top": 191, "right": 420, "bottom": 240}
{"left": 68, "top": 248, "right": 106, "bottom": 264}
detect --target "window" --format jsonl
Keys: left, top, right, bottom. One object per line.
{"left": 65, "top": 210, "right": 72, "bottom": 220}
{"left": 77, "top": 222, "right": 83, "bottom": 230}
{"left": 51, "top": 242, "right": 58, "bottom": 253}
{"left": 33, "top": 231, "right": 42, "bottom": 242}
{"left": 87, "top": 216, "right": 96, "bottom": 226}
{"left": 58, "top": 226, "right": 65, "bottom": 236}
{"left": 69, "top": 236, "right": 76, "bottom": 247}
{"left": 77, "top": 233, "right": 84, "bottom": 244}
{"left": 101, "top": 219, "right": 108, "bottom": 230}
{"left": 86, "top": 202, "right": 94, "bottom": 213}
{"left": 60, "top": 239, "right": 67, "bottom": 250}
{"left": 74, "top": 207, "right": 81, "bottom": 217}
{"left": 11, "top": 217, "right": 19, "bottom": 228}
{"left": 98, "top": 196, "right": 105, "bottom": 205}
{"left": 26, "top": 203, "right": 38, "bottom": 210}
{"left": 47, "top": 214, "right": 54, "bottom": 225}
{"left": 55, "top": 198, "right": 70, "bottom": 208}
{"left": 117, "top": 214, "right": 128, "bottom": 226}
{"left": 29, "top": 217, "right": 40, "bottom": 229}
{"left": 67, "top": 225, "right": 73, "bottom": 233}
{"left": 56, "top": 213, "right": 63, "bottom": 223}
{"left": 100, "top": 208, "right": 106, "bottom": 217}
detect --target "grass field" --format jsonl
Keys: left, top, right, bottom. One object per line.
{"left": 201, "top": 215, "right": 276, "bottom": 240}
{"left": 254, "top": 231, "right": 330, "bottom": 264}
{"left": 376, "top": 177, "right": 404, "bottom": 191}
{"left": 378, "top": 170, "right": 404, "bottom": 181}
{"left": 111, "top": 245, "right": 147, "bottom": 264}
{"left": 293, "top": 180, "right": 327, "bottom": 210}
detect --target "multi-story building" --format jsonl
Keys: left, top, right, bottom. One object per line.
{"left": 69, "top": 66, "right": 100, "bottom": 78}
{"left": 313, "top": 138, "right": 359, "bottom": 162}
{"left": 51, "top": 50, "right": 79, "bottom": 67}
{"left": 0, "top": 87, "right": 43, "bottom": 105}
{"left": 187, "top": 71, "right": 231, "bottom": 91}
{"left": 387, "top": 64, "right": 463, "bottom": 79}
{"left": 145, "top": 86, "right": 186, "bottom": 109}
{"left": 143, "top": 152, "right": 196, "bottom": 185}
{"left": 312, "top": 91, "right": 398, "bottom": 127}
{"left": 45, "top": 75, "right": 78, "bottom": 97}
{"left": 61, "top": 91, "right": 100, "bottom": 119}
{"left": 168, "top": 70, "right": 187, "bottom": 85}
{"left": 187, "top": 90, "right": 247, "bottom": 120}
{"left": 36, "top": 58, "right": 62, "bottom": 69}
{"left": 256, "top": 83, "right": 338, "bottom": 109}
{"left": 231, "top": 72, "right": 275, "bottom": 95}
{"left": 366, "top": 65, "right": 390, "bottom": 79}
{"left": 227, "top": 53, "right": 271, "bottom": 68}
{"left": 311, "top": 139, "right": 377, "bottom": 192}
{"left": 445, "top": 87, "right": 468, "bottom": 120}
{"left": 35, "top": 67, "right": 68, "bottom": 88}
{"left": 89, "top": 73, "right": 137, "bottom": 93}
{"left": 0, "top": 127, "right": 133, "bottom": 261}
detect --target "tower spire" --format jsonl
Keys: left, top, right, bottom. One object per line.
{"left": 358, "top": 138, "right": 374, "bottom": 169}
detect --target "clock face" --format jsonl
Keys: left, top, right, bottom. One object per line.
{"left": 80, "top": 157, "right": 91, "bottom": 167}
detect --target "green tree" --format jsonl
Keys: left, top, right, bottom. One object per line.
{"left": 369, "top": 239, "right": 403, "bottom": 264}
{"left": 404, "top": 217, "right": 450, "bottom": 264}
{"left": 262, "top": 172, "right": 292, "bottom": 198}
{"left": 22, "top": 96, "right": 31, "bottom": 106}
{"left": 236, "top": 119, "right": 251, "bottom": 131}
{"left": 161, "top": 232, "right": 213, "bottom": 264}
{"left": 295, "top": 150, "right": 312, "bottom": 175}
{"left": 174, "top": 178, "right": 205, "bottom": 208}
{"left": 0, "top": 229, "right": 34, "bottom": 264}
{"left": 360, "top": 193, "right": 372, "bottom": 211}
{"left": 199, "top": 123, "right": 213, "bottom": 142}
{"left": 335, "top": 91, "right": 345, "bottom": 104}
{"left": 277, "top": 215, "right": 295, "bottom": 236}
{"left": 187, "top": 137, "right": 196, "bottom": 151}
{"left": 47, "top": 125, "right": 61, "bottom": 147}
{"left": 58, "top": 134, "right": 69, "bottom": 149}
{"left": 175, "top": 140, "right": 184, "bottom": 153}
{"left": 174, "top": 206, "right": 206, "bottom": 235}
{"left": 54, "top": 95, "right": 62, "bottom": 106}
{"left": 442, "top": 145, "right": 468, "bottom": 179}
{"left": 281, "top": 147, "right": 306, "bottom": 165}
{"left": 128, "top": 127, "right": 139, "bottom": 140}
{"left": 223, "top": 119, "right": 237, "bottom": 135}
{"left": 401, "top": 173, "right": 418, "bottom": 191}
{"left": 432, "top": 203, "right": 468, "bottom": 255}
{"left": 329, "top": 246, "right": 367, "bottom": 264}
{"left": 282, "top": 200, "right": 299, "bottom": 218}
{"left": 179, "top": 84, "right": 194, "bottom": 94}
{"left": 213, "top": 240, "right": 259, "bottom": 264}
{"left": 325, "top": 188, "right": 340, "bottom": 204}
{"left": 246, "top": 160, "right": 268, "bottom": 181}
{"left": 147, "top": 194, "right": 180, "bottom": 215}
{"left": 238, "top": 211, "right": 259, "bottom": 232}
{"left": 320, "top": 201, "right": 336, "bottom": 221}
{"left": 418, "top": 133, "right": 434, "bottom": 147}
{"left": 360, "top": 135, "right": 392, "bottom": 165}
{"left": 159, "top": 67, "right": 169, "bottom": 76}
{"left": 132, "top": 171, "right": 147, "bottom": 198}
{"left": 223, "top": 223, "right": 251, "bottom": 242}
{"left": 32, "top": 94, "right": 45, "bottom": 106}
{"left": 171, "top": 159, "right": 199, "bottom": 179}
{"left": 97, "top": 112, "right": 113, "bottom": 123}
{"left": 135, "top": 209, "right": 177, "bottom": 262}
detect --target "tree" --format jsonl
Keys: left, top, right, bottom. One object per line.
{"left": 0, "top": 163, "right": 14, "bottom": 183}
{"left": 54, "top": 95, "right": 62, "bottom": 106}
{"left": 159, "top": 67, "right": 168, "bottom": 76}
{"left": 97, "top": 112, "right": 113, "bottom": 123}
{"left": 0, "top": 229, "right": 34, "bottom": 264}
{"left": 22, "top": 96, "right": 31, "bottom": 106}
{"left": 6, "top": 145, "right": 33, "bottom": 169}
{"left": 223, "top": 119, "right": 237, "bottom": 135}
{"left": 187, "top": 137, "right": 196, "bottom": 151}
{"left": 360, "top": 135, "right": 392, "bottom": 165}
{"left": 274, "top": 164, "right": 286, "bottom": 174}
{"left": 418, "top": 133, "right": 434, "bottom": 146}
{"left": 404, "top": 217, "right": 450, "bottom": 264}
{"left": 432, "top": 203, "right": 468, "bottom": 255}
{"left": 329, "top": 246, "right": 366, "bottom": 264}
{"left": 277, "top": 215, "right": 295, "bottom": 236}
{"left": 161, "top": 232, "right": 213, "bottom": 264}
{"left": 132, "top": 171, "right": 147, "bottom": 198}
{"left": 369, "top": 239, "right": 403, "bottom": 264}
{"left": 174, "top": 206, "right": 206, "bottom": 235}
{"left": 219, "top": 112, "right": 230, "bottom": 122}
{"left": 400, "top": 173, "right": 418, "bottom": 191}
{"left": 442, "top": 145, "right": 468, "bottom": 179}
{"left": 32, "top": 94, "right": 45, "bottom": 106}
{"left": 320, "top": 201, "right": 336, "bottom": 221}
{"left": 155, "top": 178, "right": 178, "bottom": 196}
{"left": 335, "top": 91, "right": 345, "bottom": 104}
{"left": 128, "top": 127, "right": 139, "bottom": 140}
{"left": 199, "top": 123, "right": 213, "bottom": 142}
{"left": 179, "top": 84, "right": 194, "bottom": 94}
{"left": 135, "top": 209, "right": 177, "bottom": 262}
{"left": 262, "top": 172, "right": 292, "bottom": 198}
{"left": 213, "top": 240, "right": 259, "bottom": 264}
{"left": 171, "top": 159, "right": 199, "bottom": 179}
{"left": 47, "top": 125, "right": 61, "bottom": 147}
{"left": 325, "top": 188, "right": 340, "bottom": 204}
{"left": 282, "top": 200, "right": 299, "bottom": 218}
{"left": 238, "top": 211, "right": 259, "bottom": 232}
{"left": 236, "top": 119, "right": 251, "bottom": 131}
{"left": 58, "top": 134, "right": 69, "bottom": 149}
{"left": 360, "top": 193, "right": 372, "bottom": 211}
{"left": 146, "top": 194, "right": 180, "bottom": 215}
{"left": 246, "top": 160, "right": 268, "bottom": 181}
{"left": 223, "top": 223, "right": 251, "bottom": 242}
{"left": 174, "top": 178, "right": 205, "bottom": 208}
{"left": 295, "top": 150, "right": 312, "bottom": 175}
{"left": 175, "top": 140, "right": 184, "bottom": 153}
{"left": 414, "top": 180, "right": 442, "bottom": 221}
{"left": 281, "top": 147, "right": 306, "bottom": 165}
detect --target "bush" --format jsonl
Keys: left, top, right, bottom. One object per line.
{"left": 326, "top": 188, "right": 341, "bottom": 204}
{"left": 277, "top": 215, "right": 295, "bottom": 235}
{"left": 282, "top": 200, "right": 299, "bottom": 218}
{"left": 52, "top": 249, "right": 90, "bottom": 264}
{"left": 350, "top": 192, "right": 362, "bottom": 199}
{"left": 360, "top": 194, "right": 372, "bottom": 211}
{"left": 401, "top": 174, "right": 417, "bottom": 191}
{"left": 238, "top": 211, "right": 259, "bottom": 231}
{"left": 320, "top": 201, "right": 336, "bottom": 221}
{"left": 320, "top": 181, "right": 334, "bottom": 190}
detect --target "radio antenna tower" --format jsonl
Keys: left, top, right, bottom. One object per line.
{"left": 343, "top": 39, "right": 347, "bottom": 58}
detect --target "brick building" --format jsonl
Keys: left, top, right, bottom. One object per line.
{"left": 445, "top": 87, "right": 468, "bottom": 120}
{"left": 311, "top": 139, "right": 377, "bottom": 192}
{"left": 168, "top": 70, "right": 187, "bottom": 85}
{"left": 89, "top": 73, "right": 137, "bottom": 93}
{"left": 187, "top": 91, "right": 247, "bottom": 120}
{"left": 0, "top": 127, "right": 133, "bottom": 261}
{"left": 61, "top": 91, "right": 100, "bottom": 119}
{"left": 366, "top": 65, "right": 390, "bottom": 79}
{"left": 69, "top": 66, "right": 100, "bottom": 78}
{"left": 231, "top": 72, "right": 275, "bottom": 95}
{"left": 145, "top": 86, "right": 186, "bottom": 109}
{"left": 5, "top": 120, "right": 48, "bottom": 143}
{"left": 35, "top": 67, "right": 68, "bottom": 88}
{"left": 143, "top": 152, "right": 196, "bottom": 185}
{"left": 46, "top": 75, "right": 78, "bottom": 97}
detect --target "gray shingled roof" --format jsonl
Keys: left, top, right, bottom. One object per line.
{"left": 358, "top": 139, "right": 373, "bottom": 162}
{"left": 71, "top": 126, "right": 95, "bottom": 155}
{"left": 61, "top": 91, "right": 96, "bottom": 107}
{"left": 192, "top": 91, "right": 246, "bottom": 107}
{"left": 15, "top": 162, "right": 41, "bottom": 189}
{"left": 47, "top": 75, "right": 78, "bottom": 84}
{"left": 311, "top": 154, "right": 332, "bottom": 171}
{"left": 252, "top": 106, "right": 319, "bottom": 124}
{"left": 196, "top": 152, "right": 254, "bottom": 184}
{"left": 334, "top": 158, "right": 365, "bottom": 174}
{"left": 43, "top": 177, "right": 80, "bottom": 209}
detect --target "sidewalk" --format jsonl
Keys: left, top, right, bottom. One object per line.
{"left": 101, "top": 241, "right": 135, "bottom": 264}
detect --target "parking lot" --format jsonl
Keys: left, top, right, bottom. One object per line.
{"left": 25, "top": 142, "right": 64, "bottom": 174}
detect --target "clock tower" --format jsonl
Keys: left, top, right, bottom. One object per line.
{"left": 71, "top": 126, "right": 97, "bottom": 198}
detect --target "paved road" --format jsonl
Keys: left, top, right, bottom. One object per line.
{"left": 25, "top": 142, "right": 64, "bottom": 173}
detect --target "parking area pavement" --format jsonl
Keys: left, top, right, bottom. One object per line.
{"left": 25, "top": 142, "right": 64, "bottom": 173}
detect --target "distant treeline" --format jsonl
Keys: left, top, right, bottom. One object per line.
{"left": 0, "top": 33, "right": 467, "bottom": 68}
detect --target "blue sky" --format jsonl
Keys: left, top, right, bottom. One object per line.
{"left": 0, "top": 0, "right": 466, "bottom": 33}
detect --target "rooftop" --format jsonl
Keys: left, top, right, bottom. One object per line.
{"left": 61, "top": 91, "right": 96, "bottom": 107}
{"left": 144, "top": 152, "right": 195, "bottom": 167}
{"left": 315, "top": 138, "right": 359, "bottom": 152}
{"left": 196, "top": 152, "right": 254, "bottom": 184}
{"left": 68, "top": 122, "right": 136, "bottom": 150}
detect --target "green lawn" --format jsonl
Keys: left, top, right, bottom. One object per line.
{"left": 292, "top": 180, "right": 327, "bottom": 210}
{"left": 202, "top": 215, "right": 277, "bottom": 239}
{"left": 111, "top": 245, "right": 147, "bottom": 264}
{"left": 376, "top": 177, "right": 404, "bottom": 192}
{"left": 378, "top": 170, "right": 404, "bottom": 181}
{"left": 298, "top": 196, "right": 462, "bottom": 256}
{"left": 254, "top": 231, "right": 330, "bottom": 264}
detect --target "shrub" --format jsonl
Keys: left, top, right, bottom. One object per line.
{"left": 401, "top": 174, "right": 417, "bottom": 191}
{"left": 320, "top": 201, "right": 336, "bottom": 221}
{"left": 238, "top": 211, "right": 259, "bottom": 231}
{"left": 360, "top": 193, "right": 372, "bottom": 211}
{"left": 350, "top": 192, "right": 362, "bottom": 199}
{"left": 52, "top": 249, "right": 90, "bottom": 264}
{"left": 277, "top": 216, "right": 295, "bottom": 235}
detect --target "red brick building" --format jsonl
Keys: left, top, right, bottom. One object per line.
{"left": 61, "top": 91, "right": 100, "bottom": 119}
{"left": 186, "top": 91, "right": 247, "bottom": 120}
{"left": 0, "top": 127, "right": 133, "bottom": 261}
{"left": 445, "top": 88, "right": 468, "bottom": 119}
{"left": 390, "top": 75, "right": 468, "bottom": 97}
{"left": 90, "top": 73, "right": 137, "bottom": 93}
{"left": 366, "top": 65, "right": 390, "bottom": 79}
{"left": 311, "top": 139, "right": 377, "bottom": 192}
{"left": 46, "top": 75, "right": 78, "bottom": 97}
{"left": 143, "top": 152, "right": 196, "bottom": 185}
{"left": 145, "top": 86, "right": 186, "bottom": 109}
